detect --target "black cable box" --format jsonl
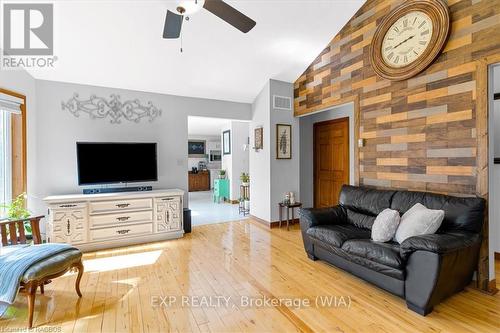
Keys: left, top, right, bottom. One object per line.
{"left": 83, "top": 186, "right": 153, "bottom": 194}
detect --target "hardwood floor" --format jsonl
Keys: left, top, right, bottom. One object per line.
{"left": 1, "top": 219, "right": 499, "bottom": 332}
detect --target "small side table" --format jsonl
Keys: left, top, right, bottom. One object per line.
{"left": 278, "top": 202, "right": 302, "bottom": 230}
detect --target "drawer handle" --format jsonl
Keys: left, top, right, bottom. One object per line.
{"left": 116, "top": 229, "right": 131, "bottom": 235}
{"left": 116, "top": 203, "right": 130, "bottom": 208}
{"left": 60, "top": 204, "right": 77, "bottom": 208}
{"left": 162, "top": 198, "right": 174, "bottom": 201}
{"left": 117, "top": 216, "right": 130, "bottom": 222}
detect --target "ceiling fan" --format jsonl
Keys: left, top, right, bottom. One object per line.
{"left": 163, "top": 0, "right": 256, "bottom": 39}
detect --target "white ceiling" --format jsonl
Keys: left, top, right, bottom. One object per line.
{"left": 25, "top": 0, "right": 365, "bottom": 103}
{"left": 25, "top": 0, "right": 364, "bottom": 102}
{"left": 188, "top": 116, "right": 233, "bottom": 136}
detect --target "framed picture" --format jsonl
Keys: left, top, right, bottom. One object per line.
{"left": 276, "top": 124, "right": 292, "bottom": 159}
{"left": 254, "top": 127, "right": 263, "bottom": 150}
{"left": 188, "top": 140, "right": 206, "bottom": 158}
{"left": 223, "top": 130, "right": 231, "bottom": 155}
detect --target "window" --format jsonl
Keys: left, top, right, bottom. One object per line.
{"left": 0, "top": 110, "right": 12, "bottom": 209}
{"left": 0, "top": 89, "right": 25, "bottom": 216}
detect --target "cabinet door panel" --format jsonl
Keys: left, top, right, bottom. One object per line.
{"left": 154, "top": 197, "right": 182, "bottom": 232}
{"left": 51, "top": 208, "right": 88, "bottom": 244}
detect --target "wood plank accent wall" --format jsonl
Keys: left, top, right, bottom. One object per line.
{"left": 294, "top": 0, "right": 500, "bottom": 291}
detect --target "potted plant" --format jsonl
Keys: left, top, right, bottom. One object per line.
{"left": 240, "top": 172, "right": 249, "bottom": 186}
{"left": 219, "top": 169, "right": 226, "bottom": 179}
{"left": 1, "top": 193, "right": 32, "bottom": 236}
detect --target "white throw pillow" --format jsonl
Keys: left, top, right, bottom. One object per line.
{"left": 371, "top": 208, "right": 401, "bottom": 242}
{"left": 395, "top": 203, "right": 444, "bottom": 244}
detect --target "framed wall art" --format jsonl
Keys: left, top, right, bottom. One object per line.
{"left": 188, "top": 140, "right": 206, "bottom": 158}
{"left": 276, "top": 124, "right": 291, "bottom": 159}
{"left": 254, "top": 127, "right": 263, "bottom": 151}
{"left": 223, "top": 130, "right": 231, "bottom": 155}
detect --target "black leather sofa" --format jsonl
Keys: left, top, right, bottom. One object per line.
{"left": 299, "top": 185, "right": 485, "bottom": 315}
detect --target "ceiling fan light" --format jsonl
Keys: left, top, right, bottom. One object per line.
{"left": 177, "top": 0, "right": 205, "bottom": 15}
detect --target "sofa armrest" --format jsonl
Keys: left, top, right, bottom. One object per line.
{"left": 298, "top": 206, "right": 346, "bottom": 258}
{"left": 298, "top": 205, "right": 346, "bottom": 229}
{"left": 403, "top": 231, "right": 481, "bottom": 315}
{"left": 400, "top": 232, "right": 481, "bottom": 260}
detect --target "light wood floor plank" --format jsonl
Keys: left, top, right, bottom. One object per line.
{"left": 1, "top": 219, "right": 499, "bottom": 332}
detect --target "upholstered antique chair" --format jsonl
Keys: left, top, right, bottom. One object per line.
{"left": 0, "top": 216, "right": 84, "bottom": 328}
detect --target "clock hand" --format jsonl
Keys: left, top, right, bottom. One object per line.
{"left": 393, "top": 35, "right": 415, "bottom": 49}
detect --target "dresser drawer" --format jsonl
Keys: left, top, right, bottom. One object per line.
{"left": 89, "top": 198, "right": 153, "bottom": 214}
{"left": 51, "top": 202, "right": 87, "bottom": 210}
{"left": 89, "top": 210, "right": 153, "bottom": 228}
{"left": 90, "top": 223, "right": 152, "bottom": 241}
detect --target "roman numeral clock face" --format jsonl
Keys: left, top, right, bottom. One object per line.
{"left": 381, "top": 11, "right": 433, "bottom": 68}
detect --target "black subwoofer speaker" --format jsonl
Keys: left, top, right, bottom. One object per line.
{"left": 183, "top": 208, "right": 191, "bottom": 233}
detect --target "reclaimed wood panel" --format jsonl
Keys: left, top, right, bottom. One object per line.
{"left": 294, "top": 0, "right": 500, "bottom": 291}
{"left": 294, "top": 0, "right": 500, "bottom": 197}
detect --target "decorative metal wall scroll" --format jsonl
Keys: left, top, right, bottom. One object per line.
{"left": 62, "top": 93, "right": 162, "bottom": 124}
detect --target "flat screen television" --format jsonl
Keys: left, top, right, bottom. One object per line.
{"left": 77, "top": 142, "right": 158, "bottom": 185}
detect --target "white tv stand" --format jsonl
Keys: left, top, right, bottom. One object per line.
{"left": 43, "top": 189, "right": 184, "bottom": 252}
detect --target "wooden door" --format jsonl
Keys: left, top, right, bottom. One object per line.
{"left": 314, "top": 117, "right": 349, "bottom": 208}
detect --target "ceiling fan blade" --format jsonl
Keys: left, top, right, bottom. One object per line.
{"left": 163, "top": 10, "right": 183, "bottom": 39}
{"left": 203, "top": 0, "right": 256, "bottom": 33}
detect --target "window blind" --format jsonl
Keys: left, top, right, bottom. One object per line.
{"left": 0, "top": 92, "right": 23, "bottom": 114}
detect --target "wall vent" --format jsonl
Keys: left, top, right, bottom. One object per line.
{"left": 273, "top": 95, "right": 292, "bottom": 111}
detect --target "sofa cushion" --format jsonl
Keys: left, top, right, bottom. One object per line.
{"left": 22, "top": 249, "right": 82, "bottom": 282}
{"left": 395, "top": 203, "right": 444, "bottom": 244}
{"left": 342, "top": 239, "right": 403, "bottom": 269}
{"left": 306, "top": 224, "right": 370, "bottom": 248}
{"left": 390, "top": 190, "right": 485, "bottom": 233}
{"left": 339, "top": 185, "right": 396, "bottom": 216}
{"left": 371, "top": 208, "right": 400, "bottom": 242}
{"left": 346, "top": 209, "right": 376, "bottom": 230}
{"left": 313, "top": 241, "right": 405, "bottom": 280}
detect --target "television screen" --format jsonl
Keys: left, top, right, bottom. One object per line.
{"left": 77, "top": 142, "right": 158, "bottom": 185}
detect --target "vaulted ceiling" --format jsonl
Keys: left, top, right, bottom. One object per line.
{"left": 27, "top": 0, "right": 365, "bottom": 103}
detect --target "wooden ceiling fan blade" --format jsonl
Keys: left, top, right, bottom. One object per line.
{"left": 163, "top": 10, "right": 183, "bottom": 39}
{"left": 203, "top": 0, "right": 256, "bottom": 33}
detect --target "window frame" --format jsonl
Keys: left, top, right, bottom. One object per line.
{"left": 0, "top": 88, "right": 26, "bottom": 199}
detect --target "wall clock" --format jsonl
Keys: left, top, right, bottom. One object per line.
{"left": 370, "top": 0, "right": 450, "bottom": 81}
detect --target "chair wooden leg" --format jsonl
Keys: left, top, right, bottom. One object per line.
{"left": 26, "top": 282, "right": 38, "bottom": 328}
{"left": 75, "top": 261, "right": 84, "bottom": 297}
{"left": 39, "top": 284, "right": 44, "bottom": 294}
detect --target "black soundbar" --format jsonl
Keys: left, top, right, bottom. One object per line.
{"left": 83, "top": 186, "right": 153, "bottom": 194}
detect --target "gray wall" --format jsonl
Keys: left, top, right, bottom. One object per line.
{"left": 249, "top": 81, "right": 271, "bottom": 221}
{"left": 269, "top": 79, "right": 299, "bottom": 221}
{"left": 299, "top": 103, "right": 354, "bottom": 208}
{"left": 249, "top": 79, "right": 299, "bottom": 223}
{"left": 34, "top": 80, "right": 251, "bottom": 211}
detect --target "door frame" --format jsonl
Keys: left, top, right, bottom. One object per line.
{"left": 313, "top": 117, "right": 350, "bottom": 208}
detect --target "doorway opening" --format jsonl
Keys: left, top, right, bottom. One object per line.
{"left": 187, "top": 116, "right": 249, "bottom": 226}
{"left": 488, "top": 63, "right": 500, "bottom": 285}
{"left": 314, "top": 117, "right": 349, "bottom": 208}
{"left": 299, "top": 102, "right": 355, "bottom": 208}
